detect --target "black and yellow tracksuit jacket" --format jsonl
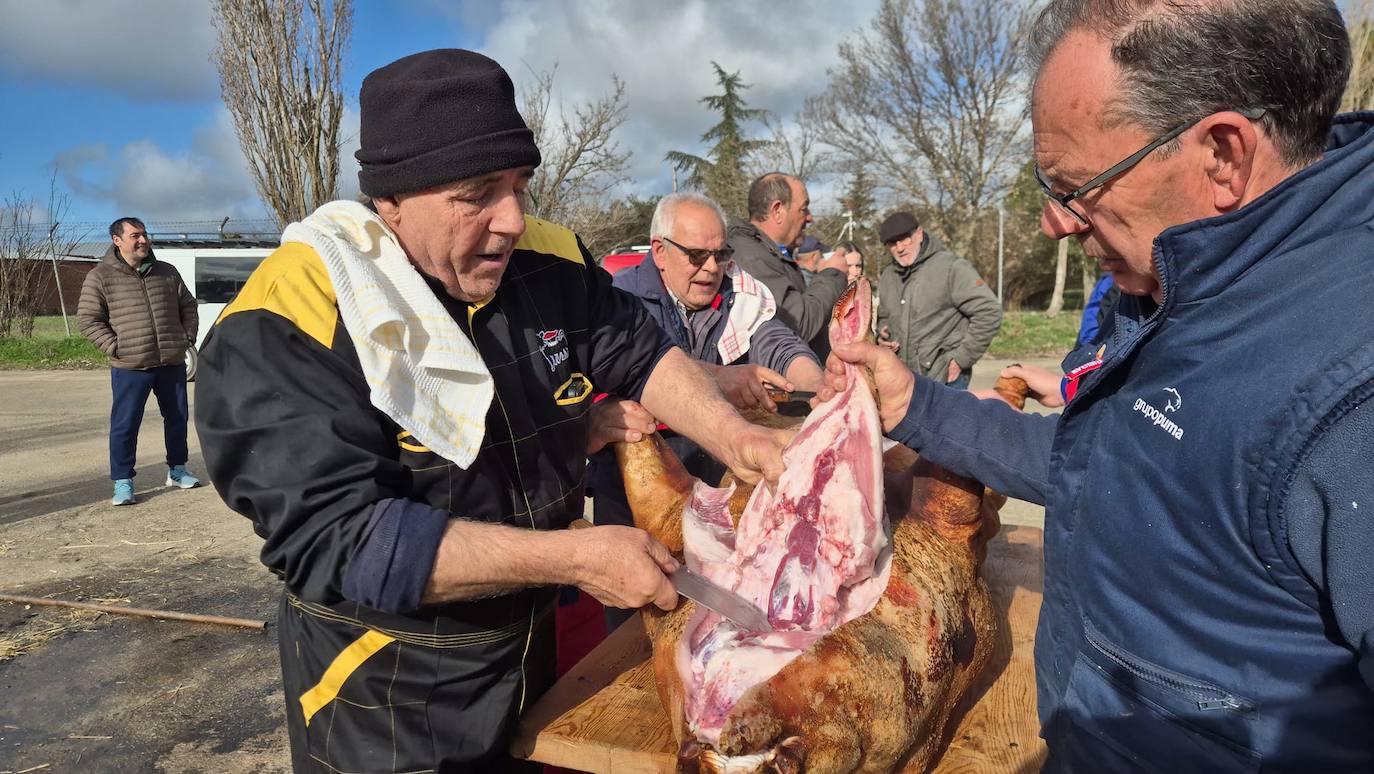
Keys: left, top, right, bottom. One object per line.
{"left": 195, "top": 216, "right": 670, "bottom": 773}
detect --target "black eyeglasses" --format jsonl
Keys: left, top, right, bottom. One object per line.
{"left": 1035, "top": 107, "right": 1267, "bottom": 226}
{"left": 660, "top": 236, "right": 734, "bottom": 267}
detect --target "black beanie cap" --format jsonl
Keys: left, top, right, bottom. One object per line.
{"left": 356, "top": 49, "right": 542, "bottom": 198}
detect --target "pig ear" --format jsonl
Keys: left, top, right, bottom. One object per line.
{"left": 615, "top": 433, "right": 695, "bottom": 554}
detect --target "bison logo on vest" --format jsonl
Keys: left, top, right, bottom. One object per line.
{"left": 537, "top": 328, "right": 569, "bottom": 372}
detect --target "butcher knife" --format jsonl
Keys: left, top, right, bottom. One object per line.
{"left": 670, "top": 566, "right": 774, "bottom": 632}
{"left": 765, "top": 387, "right": 817, "bottom": 404}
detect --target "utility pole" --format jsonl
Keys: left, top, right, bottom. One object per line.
{"left": 47, "top": 222, "right": 71, "bottom": 337}
{"left": 835, "top": 209, "right": 856, "bottom": 244}
{"left": 996, "top": 206, "right": 1005, "bottom": 304}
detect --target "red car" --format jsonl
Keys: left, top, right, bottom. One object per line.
{"left": 599, "top": 245, "right": 649, "bottom": 276}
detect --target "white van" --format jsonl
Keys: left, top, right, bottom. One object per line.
{"left": 154, "top": 238, "right": 276, "bottom": 380}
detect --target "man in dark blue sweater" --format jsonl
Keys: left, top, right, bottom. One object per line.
{"left": 824, "top": 1, "right": 1374, "bottom": 770}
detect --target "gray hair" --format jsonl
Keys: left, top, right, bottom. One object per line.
{"left": 650, "top": 192, "right": 728, "bottom": 241}
{"left": 1029, "top": 0, "right": 1350, "bottom": 165}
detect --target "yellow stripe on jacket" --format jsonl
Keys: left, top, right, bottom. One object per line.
{"left": 219, "top": 242, "right": 339, "bottom": 349}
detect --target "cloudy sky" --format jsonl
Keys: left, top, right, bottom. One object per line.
{"left": 0, "top": 0, "right": 881, "bottom": 236}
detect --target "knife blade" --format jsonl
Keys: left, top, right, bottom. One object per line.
{"left": 670, "top": 566, "right": 773, "bottom": 632}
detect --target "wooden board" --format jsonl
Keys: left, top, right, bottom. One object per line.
{"left": 512, "top": 525, "right": 1047, "bottom": 773}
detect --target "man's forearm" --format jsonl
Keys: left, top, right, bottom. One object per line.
{"left": 784, "top": 355, "right": 824, "bottom": 392}
{"left": 422, "top": 519, "right": 580, "bottom": 604}
{"left": 639, "top": 347, "right": 755, "bottom": 466}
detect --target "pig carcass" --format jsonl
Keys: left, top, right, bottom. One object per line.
{"left": 615, "top": 278, "right": 1022, "bottom": 773}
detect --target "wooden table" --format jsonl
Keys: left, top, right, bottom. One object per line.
{"left": 512, "top": 525, "right": 1047, "bottom": 773}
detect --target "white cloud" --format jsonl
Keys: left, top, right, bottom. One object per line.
{"left": 55, "top": 108, "right": 265, "bottom": 225}
{"left": 0, "top": 0, "right": 218, "bottom": 102}
{"left": 55, "top": 105, "right": 364, "bottom": 228}
{"left": 462, "top": 0, "right": 882, "bottom": 203}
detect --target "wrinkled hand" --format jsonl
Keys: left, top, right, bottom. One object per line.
{"left": 816, "top": 341, "right": 915, "bottom": 432}
{"left": 878, "top": 325, "right": 900, "bottom": 352}
{"left": 820, "top": 246, "right": 850, "bottom": 274}
{"left": 716, "top": 364, "right": 792, "bottom": 414}
{"left": 723, "top": 424, "right": 791, "bottom": 488}
{"left": 1003, "top": 363, "right": 1064, "bottom": 408}
{"left": 570, "top": 526, "right": 680, "bottom": 611}
{"left": 586, "top": 398, "right": 658, "bottom": 454}
{"left": 946, "top": 359, "right": 963, "bottom": 384}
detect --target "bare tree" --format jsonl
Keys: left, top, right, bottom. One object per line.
{"left": 1345, "top": 0, "right": 1374, "bottom": 111}
{"left": 0, "top": 174, "right": 87, "bottom": 338}
{"left": 520, "top": 65, "right": 633, "bottom": 254}
{"left": 816, "top": 0, "right": 1034, "bottom": 261}
{"left": 752, "top": 107, "right": 836, "bottom": 183}
{"left": 212, "top": 0, "right": 351, "bottom": 226}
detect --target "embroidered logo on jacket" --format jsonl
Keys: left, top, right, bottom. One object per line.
{"left": 1163, "top": 387, "right": 1182, "bottom": 413}
{"left": 537, "top": 328, "right": 569, "bottom": 371}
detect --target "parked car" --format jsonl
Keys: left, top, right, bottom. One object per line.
{"left": 599, "top": 245, "right": 649, "bottom": 276}
{"left": 153, "top": 236, "right": 277, "bottom": 380}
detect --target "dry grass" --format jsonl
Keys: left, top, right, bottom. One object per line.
{"left": 0, "top": 609, "right": 102, "bottom": 662}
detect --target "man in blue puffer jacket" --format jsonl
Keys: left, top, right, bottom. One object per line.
{"left": 822, "top": 1, "right": 1374, "bottom": 770}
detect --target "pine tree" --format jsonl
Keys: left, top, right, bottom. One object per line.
{"left": 665, "top": 63, "right": 770, "bottom": 218}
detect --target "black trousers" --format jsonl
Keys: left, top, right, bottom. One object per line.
{"left": 276, "top": 594, "right": 554, "bottom": 773}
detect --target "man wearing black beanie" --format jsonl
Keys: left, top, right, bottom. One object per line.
{"left": 195, "top": 48, "right": 789, "bottom": 773}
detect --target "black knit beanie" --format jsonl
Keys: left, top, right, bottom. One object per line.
{"left": 355, "top": 49, "right": 541, "bottom": 197}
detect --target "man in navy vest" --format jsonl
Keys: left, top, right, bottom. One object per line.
{"left": 822, "top": 1, "right": 1374, "bottom": 770}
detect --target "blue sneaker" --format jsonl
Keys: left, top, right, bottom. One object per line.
{"left": 166, "top": 465, "right": 202, "bottom": 489}
{"left": 112, "top": 479, "right": 136, "bottom": 506}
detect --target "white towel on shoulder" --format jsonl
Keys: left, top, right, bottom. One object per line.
{"left": 281, "top": 201, "right": 492, "bottom": 469}
{"left": 716, "top": 261, "right": 777, "bottom": 363}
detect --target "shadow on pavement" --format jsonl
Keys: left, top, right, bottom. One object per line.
{"left": 0, "top": 454, "right": 211, "bottom": 526}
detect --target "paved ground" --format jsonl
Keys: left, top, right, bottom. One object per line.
{"left": 0, "top": 357, "right": 1056, "bottom": 773}
{"left": 0, "top": 370, "right": 289, "bottom": 773}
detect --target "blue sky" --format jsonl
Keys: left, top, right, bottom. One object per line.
{"left": 0, "top": 0, "right": 880, "bottom": 239}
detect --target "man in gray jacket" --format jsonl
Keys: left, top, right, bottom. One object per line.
{"left": 77, "top": 217, "right": 201, "bottom": 506}
{"left": 875, "top": 211, "right": 1001, "bottom": 388}
{"left": 727, "top": 173, "right": 857, "bottom": 358}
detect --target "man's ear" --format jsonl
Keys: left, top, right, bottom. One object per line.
{"left": 1198, "top": 112, "right": 1260, "bottom": 213}
{"left": 650, "top": 239, "right": 669, "bottom": 271}
{"left": 373, "top": 195, "right": 403, "bottom": 228}
{"left": 770, "top": 199, "right": 786, "bottom": 224}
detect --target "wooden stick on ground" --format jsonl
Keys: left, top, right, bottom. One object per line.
{"left": 0, "top": 593, "right": 266, "bottom": 631}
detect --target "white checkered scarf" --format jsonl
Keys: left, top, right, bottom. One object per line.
{"left": 281, "top": 201, "right": 492, "bottom": 468}
{"left": 716, "top": 261, "right": 777, "bottom": 363}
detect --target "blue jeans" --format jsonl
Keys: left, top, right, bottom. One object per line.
{"left": 947, "top": 369, "right": 972, "bottom": 390}
{"left": 110, "top": 364, "right": 188, "bottom": 481}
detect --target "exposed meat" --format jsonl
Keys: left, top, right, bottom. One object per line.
{"left": 675, "top": 282, "right": 888, "bottom": 747}
{"left": 614, "top": 279, "right": 1020, "bottom": 773}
